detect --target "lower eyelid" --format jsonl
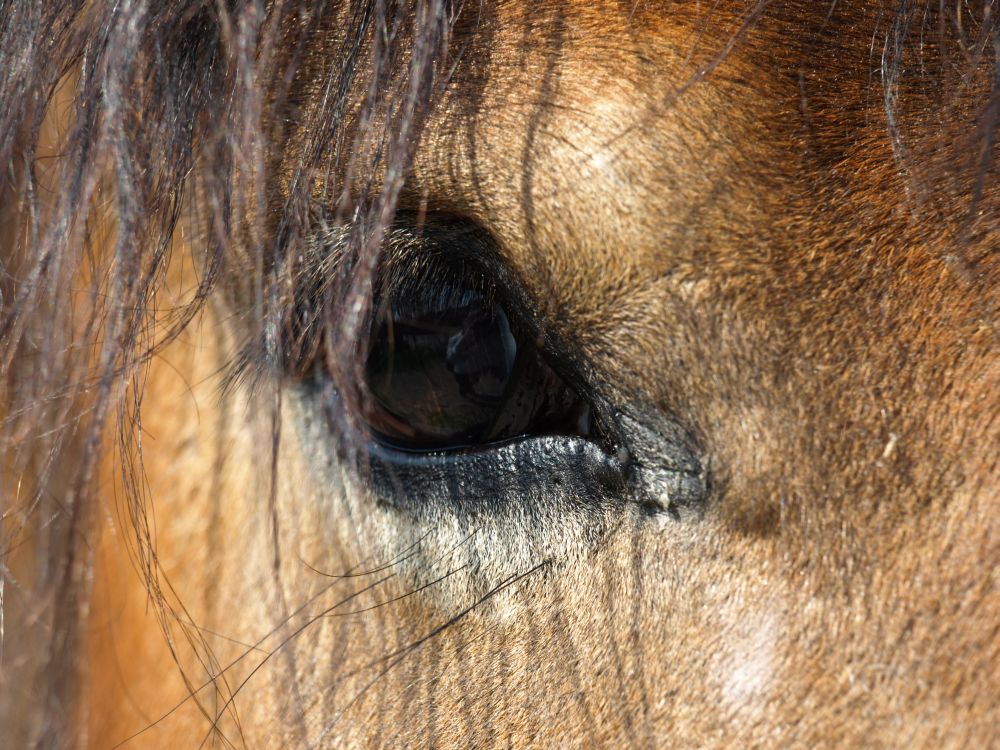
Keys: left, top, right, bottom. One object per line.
{"left": 364, "top": 434, "right": 628, "bottom": 515}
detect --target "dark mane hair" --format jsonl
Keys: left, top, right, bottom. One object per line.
{"left": 1, "top": 0, "right": 997, "bottom": 745}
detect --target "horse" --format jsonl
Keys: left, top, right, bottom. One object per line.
{"left": 1, "top": 0, "right": 998, "bottom": 746}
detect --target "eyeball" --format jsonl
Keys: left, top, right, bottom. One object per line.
{"left": 361, "top": 257, "right": 585, "bottom": 452}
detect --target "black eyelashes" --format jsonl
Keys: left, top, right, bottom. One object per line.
{"left": 279, "top": 212, "right": 614, "bottom": 459}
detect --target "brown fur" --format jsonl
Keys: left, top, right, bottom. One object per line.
{"left": 3, "top": 0, "right": 999, "bottom": 747}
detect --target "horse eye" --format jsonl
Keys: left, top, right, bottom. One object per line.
{"left": 361, "top": 261, "right": 585, "bottom": 451}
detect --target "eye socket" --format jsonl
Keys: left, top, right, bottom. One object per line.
{"left": 361, "top": 254, "right": 588, "bottom": 452}
{"left": 285, "top": 216, "right": 707, "bottom": 523}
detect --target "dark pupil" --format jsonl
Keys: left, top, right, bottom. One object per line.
{"left": 365, "top": 280, "right": 518, "bottom": 448}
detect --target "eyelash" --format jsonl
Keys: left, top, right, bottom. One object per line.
{"left": 267, "top": 214, "right": 610, "bottom": 457}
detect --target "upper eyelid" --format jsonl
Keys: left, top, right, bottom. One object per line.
{"left": 304, "top": 213, "right": 520, "bottom": 310}
{"left": 278, "top": 211, "right": 573, "bottom": 384}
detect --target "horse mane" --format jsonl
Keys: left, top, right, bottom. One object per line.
{"left": 1, "top": 1, "right": 997, "bottom": 745}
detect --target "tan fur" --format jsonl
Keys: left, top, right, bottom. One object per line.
{"left": 71, "top": 1, "right": 1000, "bottom": 747}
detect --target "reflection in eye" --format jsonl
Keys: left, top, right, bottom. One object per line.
{"left": 362, "top": 260, "right": 587, "bottom": 451}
